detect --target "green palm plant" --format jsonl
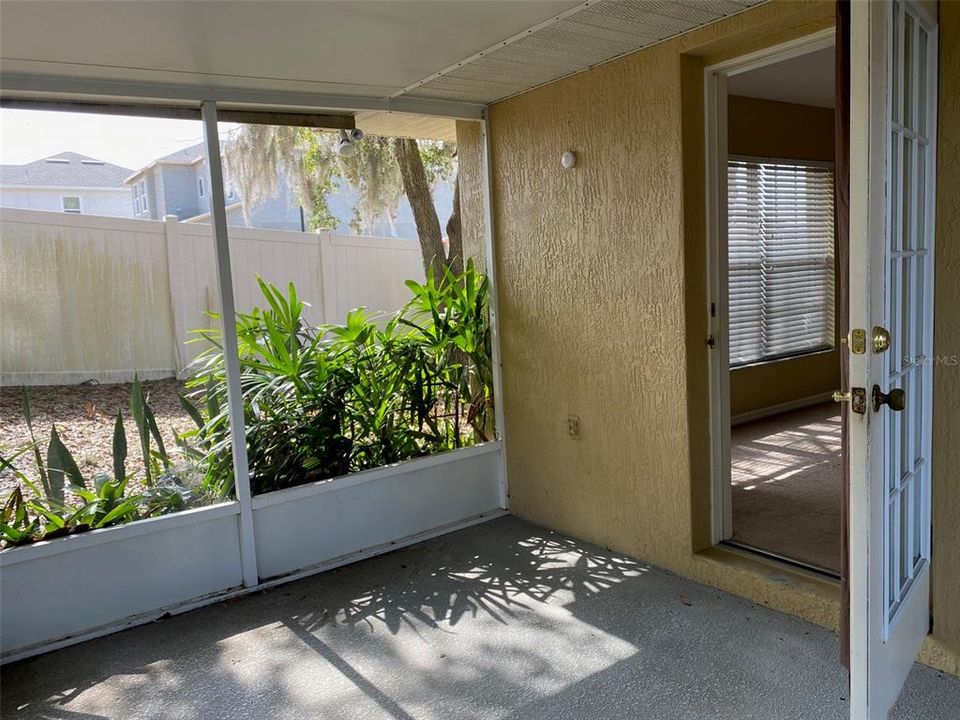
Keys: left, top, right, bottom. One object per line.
{"left": 185, "top": 262, "right": 494, "bottom": 497}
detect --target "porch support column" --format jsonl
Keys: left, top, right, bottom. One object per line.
{"left": 201, "top": 100, "right": 259, "bottom": 587}
{"left": 480, "top": 114, "right": 509, "bottom": 509}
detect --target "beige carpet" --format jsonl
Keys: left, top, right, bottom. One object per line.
{"left": 730, "top": 402, "right": 842, "bottom": 574}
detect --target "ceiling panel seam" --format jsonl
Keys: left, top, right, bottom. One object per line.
{"left": 395, "top": 0, "right": 771, "bottom": 106}
{"left": 385, "top": 0, "right": 597, "bottom": 100}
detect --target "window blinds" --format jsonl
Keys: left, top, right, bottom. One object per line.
{"left": 727, "top": 158, "right": 836, "bottom": 367}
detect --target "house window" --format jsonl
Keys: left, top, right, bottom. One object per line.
{"left": 727, "top": 158, "right": 836, "bottom": 366}
{"left": 61, "top": 196, "right": 82, "bottom": 214}
{"left": 198, "top": 177, "right": 205, "bottom": 197}
{"left": 133, "top": 180, "right": 148, "bottom": 215}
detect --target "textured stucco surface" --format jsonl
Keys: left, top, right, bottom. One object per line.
{"left": 929, "top": 0, "right": 960, "bottom": 674}
{"left": 489, "top": 0, "right": 959, "bottom": 674}
{"left": 455, "top": 120, "right": 488, "bottom": 274}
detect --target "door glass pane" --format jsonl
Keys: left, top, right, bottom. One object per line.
{"left": 902, "top": 136, "right": 913, "bottom": 250}
{"left": 904, "top": 13, "right": 914, "bottom": 130}
{"left": 901, "top": 255, "right": 911, "bottom": 375}
{"left": 890, "top": 131, "right": 900, "bottom": 251}
{"left": 918, "top": 28, "right": 928, "bottom": 134}
{"left": 892, "top": 2, "right": 901, "bottom": 125}
{"left": 888, "top": 498, "right": 899, "bottom": 604}
{"left": 913, "top": 369, "right": 924, "bottom": 467}
{"left": 888, "top": 405, "right": 899, "bottom": 492}
{"left": 899, "top": 370, "right": 911, "bottom": 480}
{"left": 900, "top": 483, "right": 911, "bottom": 590}
{"left": 915, "top": 144, "right": 927, "bottom": 250}
{"left": 889, "top": 257, "right": 902, "bottom": 374}
{"left": 912, "top": 470, "right": 923, "bottom": 567}
{"left": 912, "top": 253, "right": 925, "bottom": 361}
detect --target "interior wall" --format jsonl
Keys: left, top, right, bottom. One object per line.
{"left": 488, "top": 0, "right": 959, "bottom": 675}
{"left": 726, "top": 95, "right": 841, "bottom": 418}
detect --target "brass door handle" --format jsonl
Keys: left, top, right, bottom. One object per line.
{"left": 872, "top": 384, "right": 906, "bottom": 412}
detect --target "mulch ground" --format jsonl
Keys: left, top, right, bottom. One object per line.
{"left": 0, "top": 379, "right": 198, "bottom": 501}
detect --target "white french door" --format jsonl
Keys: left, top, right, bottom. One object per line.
{"left": 848, "top": 1, "right": 938, "bottom": 718}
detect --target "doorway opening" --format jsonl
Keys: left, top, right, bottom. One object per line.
{"left": 706, "top": 30, "right": 843, "bottom": 576}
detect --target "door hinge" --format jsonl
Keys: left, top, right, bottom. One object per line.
{"left": 706, "top": 335, "right": 716, "bottom": 348}
{"left": 710, "top": 302, "right": 716, "bottom": 318}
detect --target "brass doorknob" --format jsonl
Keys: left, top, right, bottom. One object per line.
{"left": 872, "top": 326, "right": 891, "bottom": 353}
{"left": 872, "top": 384, "right": 906, "bottom": 412}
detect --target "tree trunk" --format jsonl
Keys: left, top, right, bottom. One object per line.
{"left": 393, "top": 138, "right": 447, "bottom": 279}
{"left": 445, "top": 174, "right": 464, "bottom": 276}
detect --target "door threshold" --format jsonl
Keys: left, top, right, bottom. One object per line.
{"left": 722, "top": 541, "right": 841, "bottom": 580}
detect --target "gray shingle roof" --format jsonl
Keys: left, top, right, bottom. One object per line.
{"left": 153, "top": 143, "right": 205, "bottom": 165}
{"left": 0, "top": 152, "right": 133, "bottom": 188}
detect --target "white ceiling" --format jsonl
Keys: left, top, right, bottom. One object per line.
{"left": 1, "top": 0, "right": 766, "bottom": 127}
{"left": 727, "top": 45, "right": 835, "bottom": 109}
{"left": 0, "top": 1, "right": 582, "bottom": 98}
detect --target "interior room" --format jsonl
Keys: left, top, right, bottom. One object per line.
{"left": 724, "top": 45, "right": 843, "bottom": 574}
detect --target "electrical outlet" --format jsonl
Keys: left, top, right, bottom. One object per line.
{"left": 567, "top": 415, "right": 581, "bottom": 440}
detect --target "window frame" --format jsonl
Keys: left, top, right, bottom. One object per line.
{"left": 61, "top": 195, "right": 82, "bottom": 214}
{"left": 132, "top": 179, "right": 148, "bottom": 216}
{"left": 726, "top": 154, "right": 837, "bottom": 369}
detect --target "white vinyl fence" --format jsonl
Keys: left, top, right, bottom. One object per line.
{"left": 0, "top": 208, "right": 425, "bottom": 385}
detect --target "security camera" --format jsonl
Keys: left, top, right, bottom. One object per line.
{"left": 338, "top": 128, "right": 362, "bottom": 157}
{"left": 337, "top": 137, "right": 356, "bottom": 157}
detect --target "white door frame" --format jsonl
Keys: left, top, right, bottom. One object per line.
{"left": 704, "top": 28, "right": 836, "bottom": 545}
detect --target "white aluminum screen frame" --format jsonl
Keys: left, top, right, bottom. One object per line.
{"left": 0, "top": 89, "right": 508, "bottom": 591}
{"left": 727, "top": 155, "right": 837, "bottom": 368}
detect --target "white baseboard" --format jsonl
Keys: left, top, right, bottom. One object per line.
{"left": 731, "top": 391, "right": 835, "bottom": 427}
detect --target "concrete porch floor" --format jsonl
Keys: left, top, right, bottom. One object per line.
{"left": 1, "top": 516, "right": 957, "bottom": 719}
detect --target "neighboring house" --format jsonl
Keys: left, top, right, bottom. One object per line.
{"left": 129, "top": 141, "right": 456, "bottom": 238}
{"left": 125, "top": 143, "right": 304, "bottom": 231}
{"left": 0, "top": 152, "right": 135, "bottom": 217}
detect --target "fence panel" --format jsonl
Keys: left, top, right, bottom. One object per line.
{"left": 320, "top": 234, "right": 425, "bottom": 324}
{"left": 0, "top": 210, "right": 174, "bottom": 385}
{"left": 1, "top": 210, "right": 426, "bottom": 385}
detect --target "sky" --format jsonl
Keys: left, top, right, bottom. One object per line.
{"left": 0, "top": 109, "right": 237, "bottom": 171}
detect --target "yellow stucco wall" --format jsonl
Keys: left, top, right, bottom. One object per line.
{"left": 489, "top": 0, "right": 958, "bottom": 674}
{"left": 928, "top": 0, "right": 960, "bottom": 675}
{"left": 455, "top": 120, "right": 488, "bottom": 275}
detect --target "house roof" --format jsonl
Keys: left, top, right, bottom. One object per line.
{"left": 125, "top": 143, "right": 205, "bottom": 185}
{"left": 153, "top": 143, "right": 205, "bottom": 165}
{"left": 0, "top": 152, "right": 133, "bottom": 188}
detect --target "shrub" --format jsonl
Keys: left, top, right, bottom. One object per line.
{"left": 185, "top": 260, "right": 493, "bottom": 495}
